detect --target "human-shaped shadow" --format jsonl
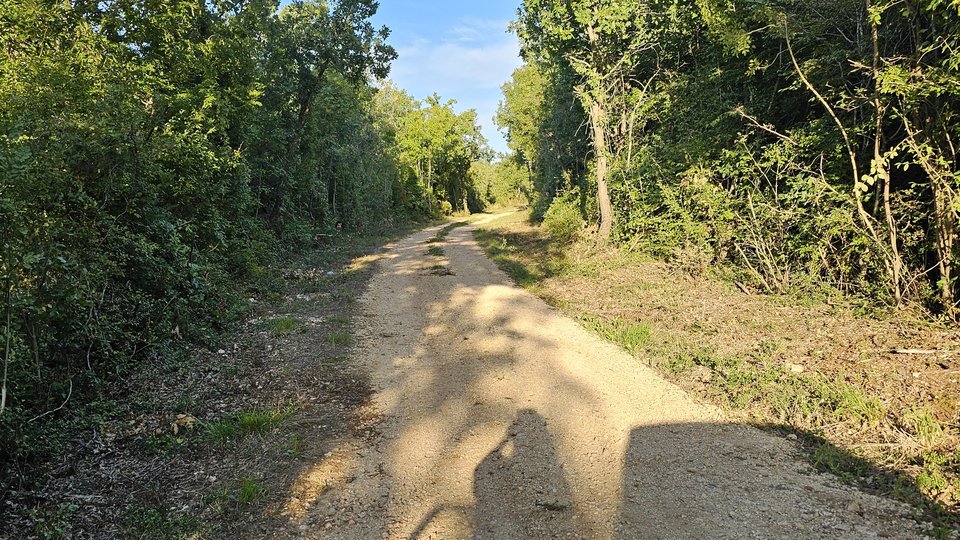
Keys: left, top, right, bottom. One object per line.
{"left": 472, "top": 409, "right": 581, "bottom": 539}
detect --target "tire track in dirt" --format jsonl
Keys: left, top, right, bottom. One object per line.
{"left": 281, "top": 218, "right": 926, "bottom": 539}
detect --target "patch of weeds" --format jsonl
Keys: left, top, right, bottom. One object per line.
{"left": 144, "top": 432, "right": 189, "bottom": 455}
{"left": 205, "top": 406, "right": 293, "bottom": 444}
{"left": 205, "top": 419, "right": 240, "bottom": 444}
{"left": 237, "top": 478, "right": 267, "bottom": 506}
{"left": 237, "top": 408, "right": 292, "bottom": 435}
{"left": 831, "top": 382, "right": 884, "bottom": 426}
{"left": 121, "top": 506, "right": 206, "bottom": 540}
{"left": 799, "top": 435, "right": 958, "bottom": 535}
{"left": 267, "top": 316, "right": 301, "bottom": 336}
{"left": 664, "top": 349, "right": 783, "bottom": 410}
{"left": 28, "top": 503, "right": 78, "bottom": 540}
{"left": 426, "top": 246, "right": 445, "bottom": 257}
{"left": 687, "top": 350, "right": 740, "bottom": 371}
{"left": 206, "top": 478, "right": 267, "bottom": 515}
{"left": 206, "top": 486, "right": 232, "bottom": 515}
{"left": 619, "top": 323, "right": 652, "bottom": 352}
{"left": 905, "top": 407, "right": 945, "bottom": 448}
{"left": 917, "top": 452, "right": 951, "bottom": 496}
{"left": 286, "top": 432, "right": 306, "bottom": 459}
{"left": 663, "top": 353, "right": 695, "bottom": 375}
{"left": 430, "top": 221, "right": 467, "bottom": 243}
{"left": 756, "top": 338, "right": 781, "bottom": 358}
{"left": 766, "top": 374, "right": 836, "bottom": 425}
{"left": 580, "top": 315, "right": 652, "bottom": 354}
{"left": 325, "top": 331, "right": 353, "bottom": 346}
{"left": 811, "top": 441, "right": 874, "bottom": 482}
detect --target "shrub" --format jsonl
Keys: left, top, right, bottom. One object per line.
{"left": 542, "top": 194, "right": 583, "bottom": 243}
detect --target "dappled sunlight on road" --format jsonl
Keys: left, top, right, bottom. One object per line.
{"left": 282, "top": 447, "right": 359, "bottom": 521}
{"left": 276, "top": 220, "right": 923, "bottom": 540}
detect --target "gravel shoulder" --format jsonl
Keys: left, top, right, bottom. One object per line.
{"left": 280, "top": 219, "right": 926, "bottom": 539}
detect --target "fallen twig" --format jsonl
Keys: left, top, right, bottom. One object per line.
{"left": 891, "top": 348, "right": 959, "bottom": 355}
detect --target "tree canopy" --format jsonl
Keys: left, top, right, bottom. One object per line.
{"left": 500, "top": 0, "right": 960, "bottom": 315}
{"left": 0, "top": 0, "right": 487, "bottom": 464}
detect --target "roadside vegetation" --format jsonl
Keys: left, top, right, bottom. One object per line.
{"left": 489, "top": 0, "right": 960, "bottom": 531}
{"left": 476, "top": 211, "right": 960, "bottom": 533}
{"left": 499, "top": 0, "right": 960, "bottom": 317}
{"left": 2, "top": 227, "right": 410, "bottom": 537}
{"left": 0, "top": 0, "right": 495, "bottom": 534}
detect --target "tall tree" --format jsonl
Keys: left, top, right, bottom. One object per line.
{"left": 515, "top": 0, "right": 661, "bottom": 238}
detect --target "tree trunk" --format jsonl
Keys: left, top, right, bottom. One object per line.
{"left": 584, "top": 17, "right": 614, "bottom": 240}
{"left": 932, "top": 181, "right": 957, "bottom": 310}
{"left": 589, "top": 100, "right": 614, "bottom": 239}
{"left": 272, "top": 98, "right": 312, "bottom": 222}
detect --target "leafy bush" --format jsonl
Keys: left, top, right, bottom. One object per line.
{"left": 0, "top": 0, "right": 443, "bottom": 471}
{"left": 542, "top": 194, "right": 583, "bottom": 243}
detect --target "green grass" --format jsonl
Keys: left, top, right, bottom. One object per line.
{"left": 832, "top": 383, "right": 884, "bottom": 425}
{"left": 811, "top": 441, "right": 874, "bottom": 482}
{"left": 206, "top": 478, "right": 268, "bottom": 515}
{"left": 580, "top": 315, "right": 652, "bottom": 354}
{"left": 473, "top": 229, "right": 543, "bottom": 287}
{"left": 324, "top": 331, "right": 353, "bottom": 346}
{"left": 906, "top": 407, "right": 946, "bottom": 448}
{"left": 426, "top": 246, "right": 445, "bottom": 257}
{"left": 285, "top": 433, "right": 306, "bottom": 459}
{"left": 237, "top": 478, "right": 267, "bottom": 506}
{"left": 266, "top": 316, "right": 301, "bottom": 336}
{"left": 205, "top": 407, "right": 293, "bottom": 444}
{"left": 663, "top": 353, "right": 695, "bottom": 375}
{"left": 662, "top": 348, "right": 886, "bottom": 423}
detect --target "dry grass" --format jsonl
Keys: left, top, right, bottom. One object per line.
{"left": 475, "top": 210, "right": 960, "bottom": 533}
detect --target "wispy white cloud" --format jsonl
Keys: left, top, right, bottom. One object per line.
{"left": 446, "top": 17, "right": 514, "bottom": 43}
{"left": 389, "top": 16, "right": 521, "bottom": 153}
{"left": 393, "top": 37, "right": 521, "bottom": 94}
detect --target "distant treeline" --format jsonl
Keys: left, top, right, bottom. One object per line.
{"left": 0, "top": 0, "right": 490, "bottom": 464}
{"left": 498, "top": 0, "right": 960, "bottom": 315}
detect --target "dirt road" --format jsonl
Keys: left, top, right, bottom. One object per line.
{"left": 284, "top": 219, "right": 925, "bottom": 539}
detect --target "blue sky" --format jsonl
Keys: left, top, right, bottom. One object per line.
{"left": 371, "top": 1, "right": 523, "bottom": 153}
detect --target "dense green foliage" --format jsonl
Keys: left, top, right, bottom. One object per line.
{"left": 500, "top": 0, "right": 960, "bottom": 314}
{"left": 0, "top": 0, "right": 486, "bottom": 466}
{"left": 472, "top": 158, "right": 531, "bottom": 209}
{"left": 378, "top": 85, "right": 491, "bottom": 215}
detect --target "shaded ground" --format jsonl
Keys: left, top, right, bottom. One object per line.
{"left": 271, "top": 217, "right": 927, "bottom": 539}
